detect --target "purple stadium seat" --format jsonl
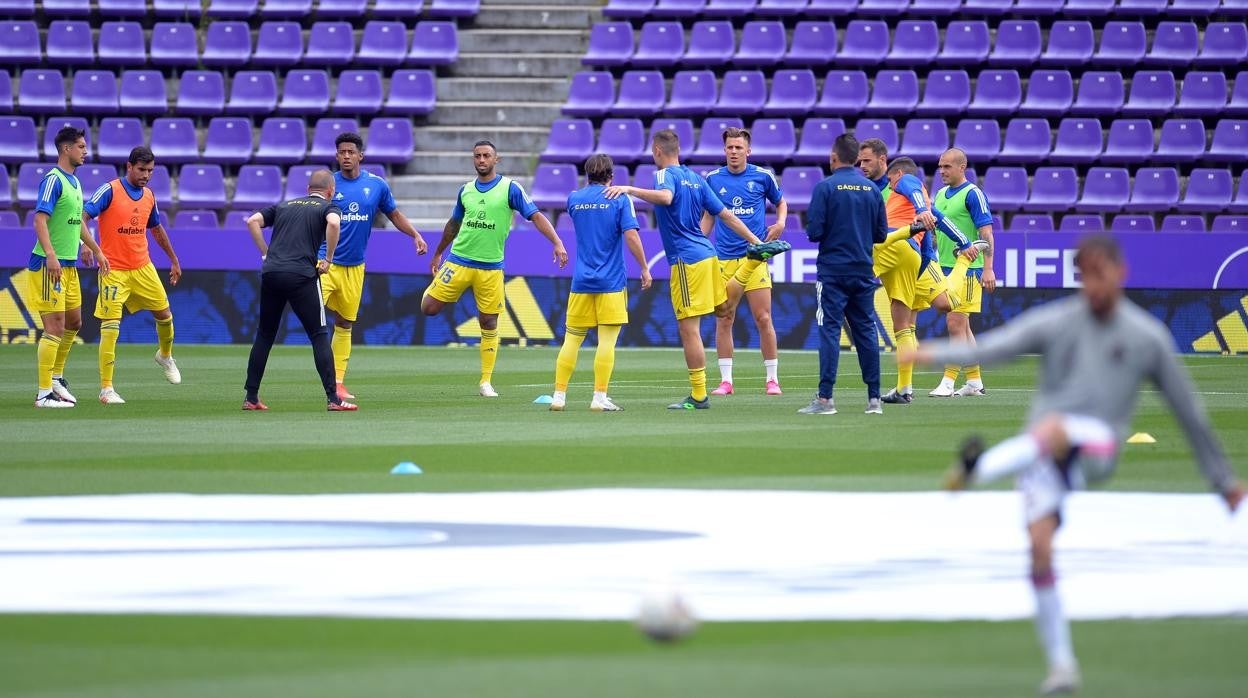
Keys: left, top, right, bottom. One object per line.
{"left": 0, "top": 115, "right": 37, "bottom": 163}
{"left": 631, "top": 21, "right": 684, "bottom": 69}
{"left": 46, "top": 21, "right": 94, "bottom": 66}
{"left": 1077, "top": 167, "right": 1130, "bottom": 212}
{"left": 735, "top": 20, "right": 787, "bottom": 67}
{"left": 366, "top": 118, "right": 413, "bottom": 164}
{"left": 854, "top": 118, "right": 898, "bottom": 152}
{"left": 96, "top": 117, "right": 145, "bottom": 163}
{"left": 937, "top": 21, "right": 989, "bottom": 66}
{"left": 1145, "top": 22, "right": 1198, "bottom": 67}
{"left": 98, "top": 0, "right": 147, "bottom": 16}
{"left": 794, "top": 117, "right": 845, "bottom": 164}
{"left": 173, "top": 210, "right": 219, "bottom": 229}
{"left": 17, "top": 163, "right": 54, "bottom": 207}
{"left": 1110, "top": 214, "right": 1154, "bottom": 232}
{"left": 283, "top": 165, "right": 317, "bottom": 200}
{"left": 785, "top": 21, "right": 836, "bottom": 66}
{"left": 1178, "top": 169, "right": 1232, "bottom": 213}
{"left": 756, "top": 0, "right": 808, "bottom": 14}
{"left": 865, "top": 70, "right": 918, "bottom": 114}
{"left": 19, "top": 69, "right": 67, "bottom": 115}
{"left": 952, "top": 119, "right": 1000, "bottom": 162}
{"left": 967, "top": 70, "right": 1021, "bottom": 117}
{"left": 304, "top": 21, "right": 354, "bottom": 66}
{"left": 1019, "top": 69, "right": 1073, "bottom": 117}
{"left": 1024, "top": 167, "right": 1078, "bottom": 212}
{"left": 540, "top": 118, "right": 594, "bottom": 163}
{"left": 962, "top": 0, "right": 1010, "bottom": 13}
{"left": 1125, "top": 167, "right": 1179, "bottom": 212}
{"left": 900, "top": 119, "right": 949, "bottom": 163}
{"left": 597, "top": 118, "right": 647, "bottom": 164}
{"left": 1012, "top": 0, "right": 1062, "bottom": 13}
{"left": 1122, "top": 71, "right": 1176, "bottom": 117}
{"left": 1117, "top": 0, "right": 1167, "bottom": 14}
{"left": 631, "top": 164, "right": 658, "bottom": 209}
{"left": 253, "top": 21, "right": 303, "bottom": 67}
{"left": 1071, "top": 71, "right": 1124, "bottom": 116}
{"left": 1040, "top": 21, "right": 1094, "bottom": 67}
{"left": 1169, "top": 0, "right": 1219, "bottom": 13}
{"left": 705, "top": 0, "right": 757, "bottom": 15}
{"left": 334, "top": 71, "right": 383, "bottom": 116}
{"left": 97, "top": 21, "right": 146, "bottom": 67}
{"left": 1008, "top": 214, "right": 1055, "bottom": 233}
{"left": 386, "top": 70, "right": 436, "bottom": 116}
{"left": 0, "top": 21, "right": 40, "bottom": 66}
{"left": 685, "top": 20, "right": 735, "bottom": 67}
{"left": 308, "top": 118, "right": 357, "bottom": 163}
{"left": 201, "top": 117, "right": 254, "bottom": 166}
{"left": 650, "top": 119, "right": 695, "bottom": 151}
{"left": 150, "top": 22, "right": 199, "bottom": 68}
{"left": 885, "top": 20, "right": 937, "bottom": 66}
{"left": 1208, "top": 120, "right": 1248, "bottom": 163}
{"left": 748, "top": 118, "right": 797, "bottom": 163}
{"left": 153, "top": 0, "right": 202, "bottom": 17}
{"left": 232, "top": 165, "right": 283, "bottom": 210}
{"left": 583, "top": 22, "right": 633, "bottom": 68}
{"left": 1159, "top": 215, "right": 1205, "bottom": 233}
{"left": 372, "top": 0, "right": 424, "bottom": 18}
{"left": 177, "top": 71, "right": 226, "bottom": 116}
{"left": 408, "top": 21, "right": 458, "bottom": 66}
{"left": 1063, "top": 0, "right": 1113, "bottom": 14}
{"left": 1091, "top": 21, "right": 1145, "bottom": 68}
{"left": 814, "top": 70, "right": 868, "bottom": 116}
{"left": 426, "top": 0, "right": 480, "bottom": 18}
{"left": 1101, "top": 119, "right": 1153, "bottom": 164}
{"left": 1197, "top": 22, "right": 1248, "bottom": 68}
{"left": 1213, "top": 216, "right": 1248, "bottom": 232}
{"left": 1049, "top": 118, "right": 1103, "bottom": 164}
{"left": 613, "top": 70, "right": 665, "bottom": 117}
{"left": 603, "top": 0, "right": 654, "bottom": 17}
{"left": 916, "top": 70, "right": 970, "bottom": 116}
{"left": 1230, "top": 73, "right": 1248, "bottom": 118}
{"left": 227, "top": 71, "right": 278, "bottom": 116}
{"left": 989, "top": 20, "right": 1042, "bottom": 67}
{"left": 259, "top": 0, "right": 309, "bottom": 18}
{"left": 0, "top": 211, "right": 17, "bottom": 227}
{"left": 41, "top": 117, "right": 89, "bottom": 160}
{"left": 43, "top": 0, "right": 91, "bottom": 16}
{"left": 202, "top": 20, "right": 252, "bottom": 68}
{"left": 650, "top": 0, "right": 707, "bottom": 16}
{"left": 530, "top": 164, "right": 579, "bottom": 210}
{"left": 837, "top": 20, "right": 888, "bottom": 66}
{"left": 763, "top": 69, "right": 817, "bottom": 117}
{"left": 71, "top": 70, "right": 120, "bottom": 115}
{"left": 315, "top": 0, "right": 366, "bottom": 18}
{"left": 611, "top": 165, "right": 631, "bottom": 189}
{"left": 807, "top": 0, "right": 858, "bottom": 14}
{"left": 981, "top": 167, "right": 1027, "bottom": 211}
{"left": 714, "top": 71, "right": 766, "bottom": 116}
{"left": 177, "top": 164, "right": 227, "bottom": 209}
{"left": 253, "top": 117, "right": 307, "bottom": 165}
{"left": 279, "top": 70, "right": 330, "bottom": 116}
{"left": 357, "top": 21, "right": 407, "bottom": 67}
{"left": 1154, "top": 119, "right": 1205, "bottom": 163}
{"left": 1058, "top": 214, "right": 1104, "bottom": 232}
{"left": 998, "top": 118, "right": 1051, "bottom": 164}
{"left": 564, "top": 71, "right": 614, "bottom": 117}
{"left": 1174, "top": 72, "right": 1228, "bottom": 117}
{"left": 208, "top": 0, "right": 258, "bottom": 18}
{"left": 119, "top": 70, "right": 168, "bottom": 116}
{"left": 780, "top": 167, "right": 822, "bottom": 211}
{"left": 691, "top": 116, "right": 744, "bottom": 163}
{"left": 857, "top": 0, "right": 906, "bottom": 15}
{"left": 74, "top": 164, "right": 115, "bottom": 200}
{"left": 149, "top": 118, "right": 198, "bottom": 164}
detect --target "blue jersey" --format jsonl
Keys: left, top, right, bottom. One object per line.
{"left": 705, "top": 164, "right": 783, "bottom": 260}
{"left": 566, "top": 184, "right": 640, "bottom": 294}
{"left": 34, "top": 167, "right": 80, "bottom": 218}
{"left": 83, "top": 178, "right": 161, "bottom": 227}
{"left": 317, "top": 171, "right": 398, "bottom": 266}
{"left": 652, "top": 165, "right": 723, "bottom": 266}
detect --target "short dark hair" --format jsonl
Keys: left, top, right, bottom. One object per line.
{"left": 128, "top": 146, "right": 155, "bottom": 165}
{"left": 722, "top": 127, "right": 751, "bottom": 145}
{"left": 55, "top": 126, "right": 85, "bottom": 151}
{"left": 1074, "top": 235, "right": 1123, "bottom": 267}
{"left": 887, "top": 156, "right": 920, "bottom": 176}
{"left": 335, "top": 132, "right": 365, "bottom": 152}
{"left": 832, "top": 133, "right": 859, "bottom": 167}
{"left": 584, "top": 153, "right": 615, "bottom": 185}
{"left": 652, "top": 129, "right": 680, "bottom": 156}
{"left": 473, "top": 140, "right": 497, "bottom": 153}
{"left": 859, "top": 138, "right": 888, "bottom": 158}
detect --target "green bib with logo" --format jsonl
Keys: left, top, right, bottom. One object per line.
{"left": 935, "top": 184, "right": 984, "bottom": 269}
{"left": 451, "top": 177, "right": 515, "bottom": 264}
{"left": 31, "top": 168, "right": 83, "bottom": 261}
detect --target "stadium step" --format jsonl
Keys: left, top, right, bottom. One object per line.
{"left": 473, "top": 2, "right": 596, "bottom": 30}
{"left": 437, "top": 77, "right": 569, "bottom": 103}
{"left": 459, "top": 29, "right": 589, "bottom": 54}
{"left": 411, "top": 126, "right": 550, "bottom": 155}
{"left": 407, "top": 151, "right": 541, "bottom": 176}
{"left": 453, "top": 52, "right": 587, "bottom": 79}
{"left": 390, "top": 174, "right": 534, "bottom": 202}
{"left": 426, "top": 101, "right": 565, "bottom": 128}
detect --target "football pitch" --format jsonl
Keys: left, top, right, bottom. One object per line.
{"left": 2, "top": 343, "right": 1246, "bottom": 697}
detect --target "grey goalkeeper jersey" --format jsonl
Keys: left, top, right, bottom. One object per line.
{"left": 927, "top": 295, "right": 1235, "bottom": 493}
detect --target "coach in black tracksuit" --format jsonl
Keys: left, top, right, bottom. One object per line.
{"left": 243, "top": 170, "right": 356, "bottom": 411}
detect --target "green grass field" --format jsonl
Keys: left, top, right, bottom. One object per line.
{"left": 2, "top": 343, "right": 1246, "bottom": 697}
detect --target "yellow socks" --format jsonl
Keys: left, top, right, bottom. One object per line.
{"left": 332, "top": 325, "right": 352, "bottom": 382}
{"left": 895, "top": 327, "right": 916, "bottom": 391}
{"left": 689, "top": 367, "right": 708, "bottom": 401}
{"left": 554, "top": 327, "right": 587, "bottom": 392}
{"left": 944, "top": 365, "right": 961, "bottom": 382}
{"left": 99, "top": 320, "right": 120, "bottom": 389}
{"left": 52, "top": 328, "right": 76, "bottom": 377}
{"left": 156, "top": 316, "right": 174, "bottom": 358}
{"left": 479, "top": 328, "right": 499, "bottom": 385}
{"left": 37, "top": 333, "right": 60, "bottom": 391}
{"left": 593, "top": 324, "right": 620, "bottom": 393}
{"left": 966, "top": 365, "right": 982, "bottom": 382}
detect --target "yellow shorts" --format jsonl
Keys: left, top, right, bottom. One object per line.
{"left": 911, "top": 264, "right": 947, "bottom": 313}
{"left": 27, "top": 264, "right": 80, "bottom": 315}
{"left": 873, "top": 240, "right": 919, "bottom": 306}
{"left": 945, "top": 267, "right": 984, "bottom": 314}
{"left": 425, "top": 261, "right": 505, "bottom": 315}
{"left": 719, "top": 257, "right": 771, "bottom": 293}
{"left": 670, "top": 256, "right": 726, "bottom": 320}
{"left": 567, "top": 289, "right": 628, "bottom": 327}
{"left": 320, "top": 262, "right": 365, "bottom": 322}
{"left": 95, "top": 263, "right": 170, "bottom": 320}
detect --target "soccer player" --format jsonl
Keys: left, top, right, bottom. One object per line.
{"left": 702, "top": 127, "right": 788, "bottom": 397}
{"left": 244, "top": 170, "right": 356, "bottom": 412}
{"left": 550, "top": 154, "right": 652, "bottom": 412}
{"left": 28, "top": 126, "right": 109, "bottom": 408}
{"left": 905, "top": 235, "right": 1245, "bottom": 696}
{"left": 603, "top": 129, "right": 789, "bottom": 410}
{"left": 857, "top": 138, "right": 891, "bottom": 197}
{"left": 930, "top": 147, "right": 996, "bottom": 398}
{"left": 319, "top": 132, "right": 429, "bottom": 402}
{"left": 422, "top": 140, "right": 568, "bottom": 398}
{"left": 82, "top": 146, "right": 182, "bottom": 405}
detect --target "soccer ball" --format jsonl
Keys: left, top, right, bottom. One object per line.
{"left": 634, "top": 583, "right": 699, "bottom": 643}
